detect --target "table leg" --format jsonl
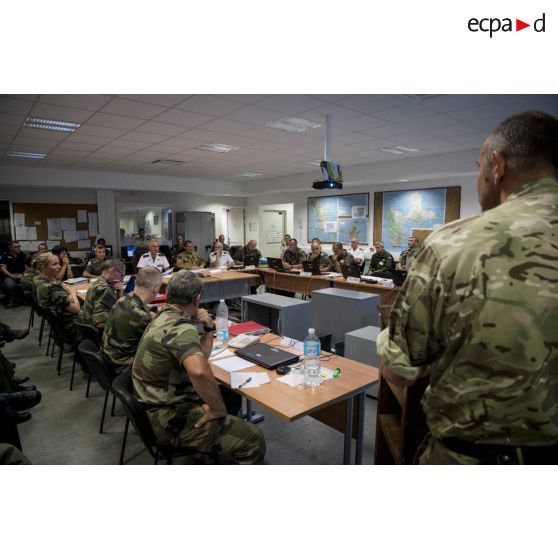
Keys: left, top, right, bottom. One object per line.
{"left": 343, "top": 396, "right": 354, "bottom": 464}
{"left": 355, "top": 391, "right": 366, "bottom": 465}
{"left": 242, "top": 399, "right": 264, "bottom": 424}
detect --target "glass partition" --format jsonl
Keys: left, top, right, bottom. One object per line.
{"left": 118, "top": 204, "right": 173, "bottom": 249}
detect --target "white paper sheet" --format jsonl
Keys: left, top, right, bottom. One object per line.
{"left": 15, "top": 226, "right": 37, "bottom": 241}
{"left": 88, "top": 213, "right": 98, "bottom": 237}
{"left": 18, "top": 241, "right": 37, "bottom": 252}
{"left": 280, "top": 336, "right": 304, "bottom": 352}
{"left": 64, "top": 230, "right": 82, "bottom": 243}
{"left": 78, "top": 230, "right": 90, "bottom": 240}
{"left": 47, "top": 218, "right": 62, "bottom": 235}
{"left": 209, "top": 349, "right": 234, "bottom": 361}
{"left": 13, "top": 213, "right": 25, "bottom": 227}
{"left": 77, "top": 210, "right": 87, "bottom": 223}
{"left": 46, "top": 240, "right": 59, "bottom": 249}
{"left": 277, "top": 367, "right": 335, "bottom": 388}
{"left": 60, "top": 218, "right": 76, "bottom": 231}
{"left": 49, "top": 230, "right": 62, "bottom": 240}
{"left": 214, "top": 356, "right": 254, "bottom": 373}
{"left": 230, "top": 372, "right": 270, "bottom": 389}
{"left": 78, "top": 239, "right": 91, "bottom": 249}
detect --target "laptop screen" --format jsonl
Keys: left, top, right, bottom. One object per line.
{"left": 126, "top": 245, "right": 135, "bottom": 258}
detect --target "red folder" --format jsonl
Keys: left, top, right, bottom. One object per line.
{"left": 229, "top": 321, "right": 270, "bottom": 336}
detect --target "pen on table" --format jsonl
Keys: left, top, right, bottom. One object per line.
{"left": 238, "top": 377, "right": 252, "bottom": 389}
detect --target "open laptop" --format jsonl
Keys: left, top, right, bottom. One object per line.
{"left": 244, "top": 255, "right": 259, "bottom": 267}
{"left": 267, "top": 257, "right": 299, "bottom": 274}
{"left": 341, "top": 264, "right": 378, "bottom": 283}
{"left": 235, "top": 342, "right": 300, "bottom": 370}
{"left": 302, "top": 259, "right": 321, "bottom": 275}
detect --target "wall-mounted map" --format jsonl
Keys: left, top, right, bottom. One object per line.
{"left": 308, "top": 193, "right": 369, "bottom": 244}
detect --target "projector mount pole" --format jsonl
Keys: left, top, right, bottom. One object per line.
{"left": 324, "top": 114, "right": 332, "bottom": 162}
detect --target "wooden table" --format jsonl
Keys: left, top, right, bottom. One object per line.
{"left": 70, "top": 270, "right": 261, "bottom": 304}
{"left": 255, "top": 268, "right": 332, "bottom": 296}
{"left": 331, "top": 277, "right": 401, "bottom": 306}
{"left": 210, "top": 333, "right": 379, "bottom": 464}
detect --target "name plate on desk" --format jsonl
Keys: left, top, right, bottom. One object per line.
{"left": 347, "top": 276, "right": 361, "bottom": 283}
{"left": 209, "top": 268, "right": 222, "bottom": 274}
{"left": 299, "top": 271, "right": 312, "bottom": 277}
{"left": 245, "top": 265, "right": 256, "bottom": 270}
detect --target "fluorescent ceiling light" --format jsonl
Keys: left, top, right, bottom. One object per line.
{"left": 194, "top": 143, "right": 239, "bottom": 153}
{"left": 395, "top": 146, "right": 419, "bottom": 152}
{"left": 23, "top": 116, "right": 81, "bottom": 133}
{"left": 265, "top": 117, "right": 322, "bottom": 133}
{"left": 237, "top": 172, "right": 262, "bottom": 177}
{"left": 380, "top": 148, "right": 404, "bottom": 155}
{"left": 5, "top": 150, "right": 46, "bottom": 159}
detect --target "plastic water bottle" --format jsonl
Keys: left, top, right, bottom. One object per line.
{"left": 304, "top": 328, "right": 321, "bottom": 387}
{"left": 216, "top": 299, "right": 229, "bottom": 343}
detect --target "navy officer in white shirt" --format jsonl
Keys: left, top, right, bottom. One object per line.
{"left": 209, "top": 241, "right": 235, "bottom": 268}
{"left": 137, "top": 239, "right": 171, "bottom": 272}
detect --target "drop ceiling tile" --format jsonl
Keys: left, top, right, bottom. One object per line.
{"left": 133, "top": 121, "right": 191, "bottom": 136}
{"left": 336, "top": 115, "right": 390, "bottom": 132}
{"left": 371, "top": 103, "right": 439, "bottom": 124}
{"left": 447, "top": 103, "right": 512, "bottom": 124}
{"left": 226, "top": 105, "right": 286, "bottom": 126}
{"left": 215, "top": 94, "right": 271, "bottom": 104}
{"left": 39, "top": 94, "right": 112, "bottom": 111}
{"left": 255, "top": 95, "right": 328, "bottom": 114}
{"left": 18, "top": 128, "right": 70, "bottom": 141}
{"left": 0, "top": 94, "right": 39, "bottom": 102}
{"left": 337, "top": 95, "right": 408, "bottom": 114}
{"left": 118, "top": 94, "right": 192, "bottom": 107}
{"left": 199, "top": 118, "right": 255, "bottom": 134}
{"left": 87, "top": 113, "right": 146, "bottom": 130}
{"left": 0, "top": 113, "right": 26, "bottom": 126}
{"left": 101, "top": 98, "right": 168, "bottom": 119}
{"left": 73, "top": 124, "right": 125, "bottom": 139}
{"left": 367, "top": 124, "right": 413, "bottom": 138}
{"left": 175, "top": 95, "right": 245, "bottom": 117}
{"left": 156, "top": 137, "right": 201, "bottom": 149}
{"left": 430, "top": 123, "right": 482, "bottom": 138}
{"left": 108, "top": 139, "right": 153, "bottom": 149}
{"left": 119, "top": 131, "right": 170, "bottom": 144}
{"left": 0, "top": 97, "right": 34, "bottom": 115}
{"left": 420, "top": 94, "right": 491, "bottom": 113}
{"left": 0, "top": 124, "right": 19, "bottom": 135}
{"left": 295, "top": 103, "right": 363, "bottom": 124}
{"left": 154, "top": 109, "right": 215, "bottom": 127}
{"left": 30, "top": 103, "right": 94, "bottom": 123}
{"left": 236, "top": 126, "right": 290, "bottom": 141}
{"left": 176, "top": 128, "right": 224, "bottom": 142}
{"left": 60, "top": 133, "right": 111, "bottom": 146}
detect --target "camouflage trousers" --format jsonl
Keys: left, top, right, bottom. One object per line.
{"left": 148, "top": 403, "right": 266, "bottom": 465}
{"left": 0, "top": 443, "right": 31, "bottom": 464}
{"left": 419, "top": 437, "right": 484, "bottom": 465}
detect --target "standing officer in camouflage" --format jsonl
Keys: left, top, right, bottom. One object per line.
{"left": 281, "top": 238, "right": 306, "bottom": 270}
{"left": 175, "top": 240, "right": 206, "bottom": 270}
{"left": 377, "top": 111, "right": 558, "bottom": 464}
{"left": 397, "top": 237, "right": 419, "bottom": 271}
{"left": 83, "top": 244, "right": 108, "bottom": 278}
{"left": 102, "top": 266, "right": 162, "bottom": 373}
{"left": 34, "top": 253, "right": 82, "bottom": 345}
{"left": 368, "top": 241, "right": 394, "bottom": 274}
{"left": 132, "top": 270, "right": 265, "bottom": 464}
{"left": 81, "top": 259, "right": 126, "bottom": 329}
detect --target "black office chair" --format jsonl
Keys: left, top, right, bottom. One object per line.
{"left": 44, "top": 309, "right": 73, "bottom": 375}
{"left": 71, "top": 323, "right": 102, "bottom": 393}
{"left": 318, "top": 334, "right": 332, "bottom": 353}
{"left": 111, "top": 371, "right": 216, "bottom": 465}
{"left": 77, "top": 340, "right": 118, "bottom": 435}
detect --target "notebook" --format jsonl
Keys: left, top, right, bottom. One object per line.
{"left": 302, "top": 260, "right": 321, "bottom": 275}
{"left": 229, "top": 321, "right": 270, "bottom": 336}
{"left": 235, "top": 343, "right": 300, "bottom": 370}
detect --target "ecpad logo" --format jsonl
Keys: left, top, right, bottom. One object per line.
{"left": 468, "top": 13, "right": 546, "bottom": 37}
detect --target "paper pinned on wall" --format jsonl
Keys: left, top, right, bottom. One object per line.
{"left": 325, "top": 221, "right": 338, "bottom": 233}
{"left": 49, "top": 230, "right": 62, "bottom": 240}
{"left": 46, "top": 241, "right": 58, "bottom": 250}
{"left": 77, "top": 239, "right": 91, "bottom": 249}
{"left": 63, "top": 230, "right": 81, "bottom": 243}
{"left": 77, "top": 210, "right": 87, "bottom": 223}
{"left": 78, "top": 230, "right": 89, "bottom": 240}
{"left": 14, "top": 226, "right": 37, "bottom": 241}
{"left": 13, "top": 213, "right": 25, "bottom": 227}
{"left": 47, "top": 218, "right": 62, "bottom": 235}
{"left": 60, "top": 218, "right": 76, "bottom": 231}
{"left": 88, "top": 213, "right": 98, "bottom": 237}
{"left": 18, "top": 241, "right": 37, "bottom": 252}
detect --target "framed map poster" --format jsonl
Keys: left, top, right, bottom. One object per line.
{"left": 373, "top": 186, "right": 461, "bottom": 255}
{"left": 307, "top": 193, "right": 370, "bottom": 244}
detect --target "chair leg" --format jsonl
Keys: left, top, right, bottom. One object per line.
{"left": 154, "top": 457, "right": 158, "bottom": 465}
{"left": 46, "top": 328, "right": 52, "bottom": 356}
{"left": 119, "top": 416, "right": 130, "bottom": 465}
{"left": 69, "top": 353, "right": 77, "bottom": 391}
{"left": 111, "top": 393, "right": 116, "bottom": 416}
{"left": 99, "top": 391, "right": 109, "bottom": 434}
{"left": 85, "top": 370, "right": 92, "bottom": 398}
{"left": 57, "top": 345, "right": 64, "bottom": 375}
{"left": 39, "top": 315, "right": 45, "bottom": 346}
{"left": 28, "top": 308, "right": 34, "bottom": 330}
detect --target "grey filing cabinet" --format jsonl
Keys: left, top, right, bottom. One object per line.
{"left": 311, "top": 288, "right": 380, "bottom": 345}
{"left": 345, "top": 325, "right": 381, "bottom": 396}
{"left": 241, "top": 293, "right": 312, "bottom": 341}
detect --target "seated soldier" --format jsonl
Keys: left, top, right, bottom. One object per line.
{"left": 175, "top": 240, "right": 206, "bottom": 270}
{"left": 368, "top": 240, "right": 394, "bottom": 274}
{"left": 217, "top": 234, "right": 230, "bottom": 252}
{"left": 235, "top": 240, "right": 262, "bottom": 265}
{"left": 51, "top": 245, "right": 74, "bottom": 282}
{"left": 281, "top": 238, "right": 306, "bottom": 270}
{"left": 330, "top": 242, "right": 354, "bottom": 273}
{"left": 102, "top": 266, "right": 162, "bottom": 373}
{"left": 83, "top": 244, "right": 108, "bottom": 278}
{"left": 137, "top": 240, "right": 171, "bottom": 272}
{"left": 307, "top": 241, "right": 331, "bottom": 271}
{"left": 209, "top": 241, "right": 234, "bottom": 268}
{"left": 397, "top": 236, "right": 420, "bottom": 271}
{"left": 34, "top": 253, "right": 82, "bottom": 345}
{"left": 132, "top": 270, "right": 265, "bottom": 464}
{"left": 21, "top": 254, "right": 38, "bottom": 299}
{"left": 170, "top": 235, "right": 186, "bottom": 265}
{"left": 80, "top": 259, "right": 126, "bottom": 329}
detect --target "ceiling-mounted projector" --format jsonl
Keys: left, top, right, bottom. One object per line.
{"left": 313, "top": 160, "right": 343, "bottom": 190}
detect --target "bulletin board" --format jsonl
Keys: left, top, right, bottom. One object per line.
{"left": 11, "top": 203, "right": 99, "bottom": 253}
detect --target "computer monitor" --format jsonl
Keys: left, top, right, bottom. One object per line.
{"left": 105, "top": 244, "right": 113, "bottom": 257}
{"left": 126, "top": 245, "right": 135, "bottom": 258}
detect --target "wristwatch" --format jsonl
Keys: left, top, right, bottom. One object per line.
{"left": 203, "top": 323, "right": 216, "bottom": 332}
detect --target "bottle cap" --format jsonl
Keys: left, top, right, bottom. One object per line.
{"left": 219, "top": 299, "right": 224, "bottom": 303}
{"left": 309, "top": 328, "right": 315, "bottom": 334}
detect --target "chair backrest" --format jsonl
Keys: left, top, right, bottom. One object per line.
{"left": 111, "top": 370, "right": 158, "bottom": 453}
{"left": 76, "top": 322, "right": 102, "bottom": 346}
{"left": 77, "top": 339, "right": 116, "bottom": 391}
{"left": 44, "top": 309, "right": 67, "bottom": 346}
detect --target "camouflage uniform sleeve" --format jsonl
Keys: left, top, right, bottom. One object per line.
{"left": 161, "top": 322, "right": 204, "bottom": 367}
{"left": 377, "top": 244, "right": 446, "bottom": 382}
{"left": 49, "top": 282, "right": 71, "bottom": 315}
{"left": 91, "top": 286, "right": 118, "bottom": 326}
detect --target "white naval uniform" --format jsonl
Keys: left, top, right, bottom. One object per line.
{"left": 209, "top": 251, "right": 234, "bottom": 267}
{"left": 137, "top": 252, "right": 170, "bottom": 271}
{"left": 348, "top": 247, "right": 366, "bottom": 262}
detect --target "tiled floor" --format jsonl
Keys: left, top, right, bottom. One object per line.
{"left": 2, "top": 304, "right": 377, "bottom": 465}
